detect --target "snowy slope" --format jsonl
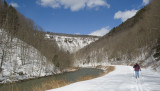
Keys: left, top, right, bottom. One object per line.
{"left": 48, "top": 65, "right": 160, "bottom": 91}
{"left": 0, "top": 30, "right": 56, "bottom": 83}
{"left": 45, "top": 33, "right": 99, "bottom": 53}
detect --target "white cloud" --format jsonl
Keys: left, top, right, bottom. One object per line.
{"left": 114, "top": 9, "right": 138, "bottom": 22}
{"left": 87, "top": 0, "right": 110, "bottom": 8}
{"left": 37, "top": 0, "right": 110, "bottom": 11}
{"left": 89, "top": 26, "right": 110, "bottom": 36}
{"left": 143, "top": 0, "right": 150, "bottom": 5}
{"left": 9, "top": 2, "right": 19, "bottom": 8}
{"left": 75, "top": 33, "right": 80, "bottom": 35}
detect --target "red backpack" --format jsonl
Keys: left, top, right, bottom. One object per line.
{"left": 134, "top": 64, "right": 140, "bottom": 71}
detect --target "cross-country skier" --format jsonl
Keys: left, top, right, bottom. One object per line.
{"left": 133, "top": 63, "right": 141, "bottom": 78}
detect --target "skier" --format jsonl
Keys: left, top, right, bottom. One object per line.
{"left": 133, "top": 63, "right": 141, "bottom": 78}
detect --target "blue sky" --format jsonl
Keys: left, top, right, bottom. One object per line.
{"left": 7, "top": 0, "right": 150, "bottom": 36}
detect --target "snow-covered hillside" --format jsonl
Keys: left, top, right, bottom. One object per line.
{"left": 74, "top": 46, "right": 160, "bottom": 72}
{"left": 48, "top": 65, "right": 160, "bottom": 91}
{"left": 45, "top": 33, "right": 99, "bottom": 53}
{"left": 0, "top": 30, "right": 56, "bottom": 83}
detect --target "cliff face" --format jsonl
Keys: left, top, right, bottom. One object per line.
{"left": 45, "top": 33, "right": 100, "bottom": 53}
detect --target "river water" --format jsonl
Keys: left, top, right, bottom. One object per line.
{"left": 0, "top": 68, "right": 103, "bottom": 91}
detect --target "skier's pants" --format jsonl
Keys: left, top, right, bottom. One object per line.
{"left": 135, "top": 71, "right": 139, "bottom": 78}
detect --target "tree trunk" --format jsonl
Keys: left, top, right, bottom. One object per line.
{"left": 0, "top": 49, "right": 5, "bottom": 68}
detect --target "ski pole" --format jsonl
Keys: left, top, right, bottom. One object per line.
{"left": 133, "top": 69, "right": 135, "bottom": 78}
{"left": 140, "top": 70, "right": 144, "bottom": 83}
{"left": 141, "top": 71, "right": 143, "bottom": 79}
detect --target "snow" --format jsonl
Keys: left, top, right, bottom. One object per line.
{"left": 48, "top": 65, "right": 160, "bottom": 91}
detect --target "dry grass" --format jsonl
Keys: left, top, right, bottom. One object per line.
{"left": 32, "top": 76, "right": 95, "bottom": 91}
{"left": 77, "top": 76, "right": 96, "bottom": 82}
{"left": 99, "top": 66, "right": 115, "bottom": 77}
{"left": 31, "top": 79, "right": 70, "bottom": 91}
{"left": 0, "top": 84, "right": 20, "bottom": 91}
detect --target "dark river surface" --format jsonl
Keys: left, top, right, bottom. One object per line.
{"left": 0, "top": 68, "right": 104, "bottom": 91}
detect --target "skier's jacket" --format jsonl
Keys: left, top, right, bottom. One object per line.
{"left": 133, "top": 64, "right": 141, "bottom": 71}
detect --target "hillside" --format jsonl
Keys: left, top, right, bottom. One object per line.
{"left": 0, "top": 0, "right": 71, "bottom": 83}
{"left": 0, "top": 0, "right": 73, "bottom": 71}
{"left": 73, "top": 0, "right": 160, "bottom": 71}
{"left": 0, "top": 29, "right": 57, "bottom": 83}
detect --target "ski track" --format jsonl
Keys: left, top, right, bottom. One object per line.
{"left": 47, "top": 65, "right": 160, "bottom": 91}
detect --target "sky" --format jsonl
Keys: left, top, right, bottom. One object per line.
{"left": 6, "top": 0, "right": 150, "bottom": 36}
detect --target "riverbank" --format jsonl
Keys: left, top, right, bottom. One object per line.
{"left": 0, "top": 67, "right": 79, "bottom": 86}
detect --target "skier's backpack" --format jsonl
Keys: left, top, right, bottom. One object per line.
{"left": 134, "top": 65, "right": 140, "bottom": 71}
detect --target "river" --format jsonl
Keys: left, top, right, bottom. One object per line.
{"left": 0, "top": 68, "right": 104, "bottom": 91}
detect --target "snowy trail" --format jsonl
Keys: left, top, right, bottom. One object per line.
{"left": 47, "top": 65, "right": 160, "bottom": 91}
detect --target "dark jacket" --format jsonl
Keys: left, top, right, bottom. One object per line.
{"left": 133, "top": 64, "right": 141, "bottom": 71}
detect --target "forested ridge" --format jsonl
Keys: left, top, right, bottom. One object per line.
{"left": 74, "top": 0, "right": 160, "bottom": 69}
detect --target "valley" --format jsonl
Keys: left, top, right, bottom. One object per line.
{"left": 0, "top": 0, "right": 160, "bottom": 91}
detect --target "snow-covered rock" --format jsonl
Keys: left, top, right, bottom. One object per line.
{"left": 45, "top": 33, "right": 100, "bottom": 53}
